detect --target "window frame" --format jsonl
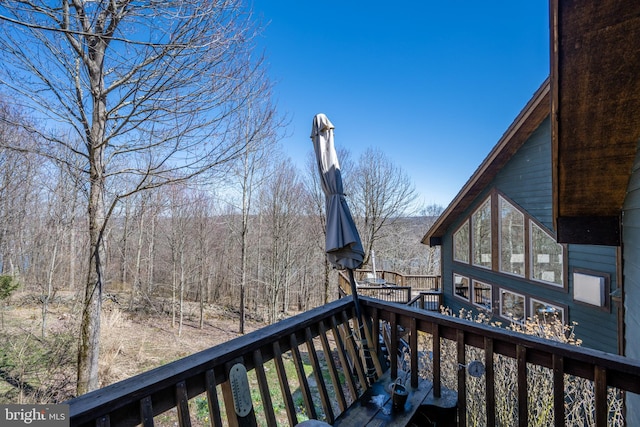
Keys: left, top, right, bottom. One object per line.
{"left": 471, "top": 196, "right": 492, "bottom": 270}
{"left": 499, "top": 288, "right": 526, "bottom": 324}
{"left": 471, "top": 279, "right": 493, "bottom": 311}
{"left": 529, "top": 219, "right": 566, "bottom": 288}
{"left": 530, "top": 298, "right": 566, "bottom": 324}
{"left": 453, "top": 220, "right": 470, "bottom": 264}
{"left": 498, "top": 195, "right": 526, "bottom": 277}
{"left": 453, "top": 273, "right": 470, "bottom": 302}
{"left": 450, "top": 190, "right": 567, "bottom": 292}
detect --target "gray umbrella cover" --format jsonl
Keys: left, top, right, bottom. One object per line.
{"left": 311, "top": 113, "right": 364, "bottom": 270}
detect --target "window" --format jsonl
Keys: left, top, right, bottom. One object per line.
{"left": 472, "top": 280, "right": 492, "bottom": 310}
{"left": 472, "top": 198, "right": 492, "bottom": 269}
{"left": 531, "top": 299, "right": 565, "bottom": 324}
{"left": 499, "top": 196, "right": 525, "bottom": 277}
{"left": 453, "top": 221, "right": 470, "bottom": 263}
{"left": 451, "top": 191, "right": 567, "bottom": 308}
{"left": 453, "top": 274, "right": 470, "bottom": 301}
{"left": 531, "top": 222, "right": 563, "bottom": 287}
{"left": 499, "top": 289, "right": 525, "bottom": 323}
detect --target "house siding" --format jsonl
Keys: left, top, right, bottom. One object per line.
{"left": 440, "top": 116, "right": 619, "bottom": 353}
{"left": 623, "top": 143, "right": 640, "bottom": 425}
{"left": 492, "top": 117, "right": 553, "bottom": 228}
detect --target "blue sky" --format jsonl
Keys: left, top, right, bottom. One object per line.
{"left": 252, "top": 1, "right": 550, "bottom": 208}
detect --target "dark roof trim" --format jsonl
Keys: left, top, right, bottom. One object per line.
{"left": 422, "top": 78, "right": 551, "bottom": 246}
{"left": 557, "top": 216, "right": 620, "bottom": 246}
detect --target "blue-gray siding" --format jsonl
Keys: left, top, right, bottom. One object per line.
{"left": 440, "top": 116, "right": 619, "bottom": 353}
{"left": 623, "top": 142, "right": 640, "bottom": 425}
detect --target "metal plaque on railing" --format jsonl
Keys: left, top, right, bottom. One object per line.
{"left": 229, "top": 363, "right": 252, "bottom": 417}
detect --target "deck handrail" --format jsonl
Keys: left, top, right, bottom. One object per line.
{"left": 408, "top": 291, "right": 443, "bottom": 311}
{"left": 354, "top": 269, "right": 441, "bottom": 291}
{"left": 67, "top": 297, "right": 640, "bottom": 426}
{"left": 363, "top": 298, "right": 640, "bottom": 427}
{"left": 67, "top": 298, "right": 380, "bottom": 427}
{"left": 339, "top": 271, "right": 441, "bottom": 310}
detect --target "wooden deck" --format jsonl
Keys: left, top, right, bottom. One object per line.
{"left": 67, "top": 296, "right": 640, "bottom": 426}
{"left": 332, "top": 370, "right": 456, "bottom": 427}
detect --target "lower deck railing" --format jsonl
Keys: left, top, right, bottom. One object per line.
{"left": 354, "top": 269, "right": 441, "bottom": 291}
{"left": 408, "top": 291, "right": 443, "bottom": 312}
{"left": 68, "top": 297, "right": 640, "bottom": 427}
{"left": 339, "top": 271, "right": 442, "bottom": 309}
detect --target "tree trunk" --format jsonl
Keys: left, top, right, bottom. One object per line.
{"left": 77, "top": 175, "right": 105, "bottom": 394}
{"left": 120, "top": 200, "right": 130, "bottom": 287}
{"left": 129, "top": 206, "right": 145, "bottom": 311}
{"left": 146, "top": 213, "right": 156, "bottom": 295}
{"left": 42, "top": 234, "right": 59, "bottom": 338}
{"left": 77, "top": 54, "right": 108, "bottom": 393}
{"left": 178, "top": 248, "right": 185, "bottom": 336}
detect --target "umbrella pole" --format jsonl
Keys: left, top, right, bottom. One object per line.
{"left": 348, "top": 269, "right": 376, "bottom": 385}
{"left": 348, "top": 268, "right": 362, "bottom": 320}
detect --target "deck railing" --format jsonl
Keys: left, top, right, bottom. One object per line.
{"left": 354, "top": 269, "right": 441, "bottom": 291}
{"left": 340, "top": 270, "right": 441, "bottom": 308}
{"left": 365, "top": 298, "right": 640, "bottom": 427}
{"left": 67, "top": 297, "right": 640, "bottom": 427}
{"left": 67, "top": 298, "right": 381, "bottom": 427}
{"left": 355, "top": 285, "right": 412, "bottom": 304}
{"left": 408, "top": 291, "right": 443, "bottom": 312}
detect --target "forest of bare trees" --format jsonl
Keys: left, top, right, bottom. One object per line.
{"left": 0, "top": 1, "right": 440, "bottom": 396}
{"left": 0, "top": 98, "right": 440, "bottom": 317}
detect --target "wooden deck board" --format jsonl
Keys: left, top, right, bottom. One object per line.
{"left": 333, "top": 371, "right": 434, "bottom": 427}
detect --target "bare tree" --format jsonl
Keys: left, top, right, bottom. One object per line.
{"left": 227, "top": 113, "right": 279, "bottom": 333}
{"left": 350, "top": 147, "right": 417, "bottom": 267}
{"left": 0, "top": 101, "right": 38, "bottom": 279}
{"left": 0, "top": 1, "right": 275, "bottom": 393}
{"left": 260, "top": 159, "right": 305, "bottom": 323}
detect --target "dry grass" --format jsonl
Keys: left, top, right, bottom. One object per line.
{"left": 0, "top": 290, "right": 262, "bottom": 403}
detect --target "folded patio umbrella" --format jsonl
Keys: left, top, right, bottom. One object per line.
{"left": 310, "top": 113, "right": 365, "bottom": 272}
{"left": 311, "top": 113, "right": 375, "bottom": 383}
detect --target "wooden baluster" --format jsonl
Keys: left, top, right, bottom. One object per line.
{"left": 330, "top": 315, "right": 358, "bottom": 404}
{"left": 359, "top": 308, "right": 383, "bottom": 379}
{"left": 273, "top": 341, "right": 297, "bottom": 426}
{"left": 175, "top": 381, "right": 191, "bottom": 427}
{"left": 552, "top": 354, "right": 564, "bottom": 427}
{"left": 340, "top": 310, "right": 367, "bottom": 391}
{"left": 221, "top": 360, "right": 257, "bottom": 427}
{"left": 305, "top": 327, "right": 334, "bottom": 423}
{"left": 517, "top": 345, "right": 528, "bottom": 427}
{"left": 594, "top": 366, "right": 607, "bottom": 427}
{"left": 390, "top": 312, "right": 398, "bottom": 381}
{"left": 252, "top": 350, "right": 277, "bottom": 427}
{"left": 432, "top": 323, "right": 441, "bottom": 398}
{"left": 372, "top": 308, "right": 380, "bottom": 364}
{"left": 139, "top": 396, "right": 154, "bottom": 427}
{"left": 410, "top": 317, "right": 418, "bottom": 389}
{"left": 457, "top": 329, "right": 466, "bottom": 427}
{"left": 318, "top": 320, "right": 348, "bottom": 412}
{"left": 205, "top": 369, "right": 223, "bottom": 427}
{"left": 484, "top": 337, "right": 495, "bottom": 427}
{"left": 291, "top": 333, "right": 318, "bottom": 420}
